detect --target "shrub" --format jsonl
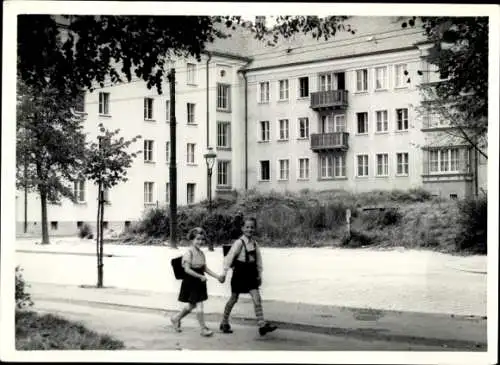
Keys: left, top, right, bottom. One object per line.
{"left": 455, "top": 196, "right": 487, "bottom": 254}
{"left": 138, "top": 207, "right": 169, "bottom": 237}
{"left": 78, "top": 223, "right": 93, "bottom": 239}
{"left": 341, "top": 230, "right": 376, "bottom": 248}
{"left": 15, "top": 266, "right": 33, "bottom": 309}
{"left": 16, "top": 311, "right": 125, "bottom": 350}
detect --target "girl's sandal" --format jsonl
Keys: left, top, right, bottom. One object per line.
{"left": 170, "top": 317, "right": 182, "bottom": 333}
{"left": 200, "top": 327, "right": 214, "bottom": 337}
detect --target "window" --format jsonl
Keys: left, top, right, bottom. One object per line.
{"left": 144, "top": 140, "right": 154, "bottom": 162}
{"left": 321, "top": 155, "right": 346, "bottom": 178}
{"left": 298, "top": 117, "right": 309, "bottom": 139}
{"left": 396, "top": 108, "right": 409, "bottom": 131}
{"left": 396, "top": 153, "right": 409, "bottom": 175}
{"left": 260, "top": 121, "right": 270, "bottom": 142}
{"left": 356, "top": 69, "right": 368, "bottom": 92}
{"left": 103, "top": 221, "right": 109, "bottom": 229}
{"left": 278, "top": 159, "right": 290, "bottom": 180}
{"left": 334, "top": 115, "right": 346, "bottom": 132}
{"left": 187, "top": 103, "right": 196, "bottom": 124}
{"left": 165, "top": 100, "right": 171, "bottom": 122}
{"left": 187, "top": 143, "right": 195, "bottom": 164}
{"left": 395, "top": 63, "right": 408, "bottom": 88}
{"left": 298, "top": 158, "right": 309, "bottom": 179}
{"left": 334, "top": 155, "right": 346, "bottom": 177}
{"left": 217, "top": 84, "right": 231, "bottom": 111}
{"left": 217, "top": 121, "right": 231, "bottom": 148}
{"left": 450, "top": 194, "right": 458, "bottom": 200}
{"left": 320, "top": 155, "right": 333, "bottom": 178}
{"left": 77, "top": 221, "right": 83, "bottom": 228}
{"left": 144, "top": 98, "right": 154, "bottom": 120}
{"left": 75, "top": 92, "right": 85, "bottom": 113}
{"left": 187, "top": 63, "right": 196, "bottom": 84}
{"left": 144, "top": 182, "right": 154, "bottom": 204}
{"left": 260, "top": 160, "right": 270, "bottom": 181}
{"left": 259, "top": 82, "right": 270, "bottom": 103}
{"left": 319, "top": 72, "right": 345, "bottom": 91}
{"left": 74, "top": 180, "right": 85, "bottom": 203}
{"left": 320, "top": 114, "right": 344, "bottom": 133}
{"left": 357, "top": 155, "right": 369, "bottom": 177}
{"left": 217, "top": 160, "right": 231, "bottom": 186}
{"left": 375, "top": 110, "right": 388, "bottom": 132}
{"left": 428, "top": 148, "right": 460, "bottom": 173}
{"left": 98, "top": 92, "right": 109, "bottom": 115}
{"left": 124, "top": 221, "right": 131, "bottom": 229}
{"left": 278, "top": 79, "right": 289, "bottom": 100}
{"left": 375, "top": 66, "right": 388, "bottom": 90}
{"left": 278, "top": 119, "right": 289, "bottom": 140}
{"left": 357, "top": 112, "right": 368, "bottom": 134}
{"left": 165, "top": 141, "right": 170, "bottom": 163}
{"left": 298, "top": 77, "right": 309, "bottom": 98}
{"left": 429, "top": 150, "right": 439, "bottom": 173}
{"left": 376, "top": 153, "right": 389, "bottom": 176}
{"left": 165, "top": 182, "right": 170, "bottom": 202}
{"left": 50, "top": 221, "right": 58, "bottom": 230}
{"left": 187, "top": 183, "right": 196, "bottom": 204}
{"left": 319, "top": 73, "right": 333, "bottom": 91}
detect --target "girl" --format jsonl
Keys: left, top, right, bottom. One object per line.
{"left": 171, "top": 227, "right": 224, "bottom": 337}
{"left": 220, "top": 217, "right": 277, "bottom": 336}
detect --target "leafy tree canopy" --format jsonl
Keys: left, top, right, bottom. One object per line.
{"left": 17, "top": 15, "right": 355, "bottom": 95}
{"left": 405, "top": 16, "right": 488, "bottom": 126}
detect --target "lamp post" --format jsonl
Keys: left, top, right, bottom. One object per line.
{"left": 204, "top": 147, "right": 216, "bottom": 251}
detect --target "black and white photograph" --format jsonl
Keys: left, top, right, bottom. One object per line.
{"left": 1, "top": 1, "right": 498, "bottom": 364}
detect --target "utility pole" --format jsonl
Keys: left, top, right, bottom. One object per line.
{"left": 168, "top": 68, "right": 178, "bottom": 249}
{"left": 24, "top": 141, "right": 28, "bottom": 233}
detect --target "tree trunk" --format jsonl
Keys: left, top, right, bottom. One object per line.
{"left": 96, "top": 184, "right": 102, "bottom": 288}
{"left": 98, "top": 189, "right": 105, "bottom": 288}
{"left": 39, "top": 186, "right": 50, "bottom": 245}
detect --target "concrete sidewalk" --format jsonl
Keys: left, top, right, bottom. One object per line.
{"left": 28, "top": 281, "right": 486, "bottom": 350}
{"left": 32, "top": 300, "right": 454, "bottom": 351}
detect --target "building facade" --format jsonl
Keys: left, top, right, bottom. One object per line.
{"left": 16, "top": 16, "right": 487, "bottom": 236}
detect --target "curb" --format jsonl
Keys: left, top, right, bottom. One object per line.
{"left": 33, "top": 295, "right": 487, "bottom": 351}
{"left": 17, "top": 249, "right": 122, "bottom": 258}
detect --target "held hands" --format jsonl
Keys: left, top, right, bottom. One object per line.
{"left": 218, "top": 274, "right": 226, "bottom": 283}
{"left": 200, "top": 275, "right": 207, "bottom": 282}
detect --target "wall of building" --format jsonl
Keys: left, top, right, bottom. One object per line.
{"left": 245, "top": 48, "right": 425, "bottom": 194}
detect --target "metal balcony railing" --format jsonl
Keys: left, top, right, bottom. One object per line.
{"left": 310, "top": 90, "right": 348, "bottom": 110}
{"left": 310, "top": 132, "right": 349, "bottom": 151}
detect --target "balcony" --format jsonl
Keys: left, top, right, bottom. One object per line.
{"left": 310, "top": 132, "right": 349, "bottom": 152}
{"left": 310, "top": 90, "right": 348, "bottom": 110}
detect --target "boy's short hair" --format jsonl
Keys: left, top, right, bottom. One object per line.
{"left": 242, "top": 216, "right": 257, "bottom": 228}
{"left": 187, "top": 227, "right": 207, "bottom": 241}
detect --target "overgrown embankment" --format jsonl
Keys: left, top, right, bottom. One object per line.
{"left": 124, "top": 188, "right": 487, "bottom": 254}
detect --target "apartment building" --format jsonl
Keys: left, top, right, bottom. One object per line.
{"left": 16, "top": 16, "right": 487, "bottom": 236}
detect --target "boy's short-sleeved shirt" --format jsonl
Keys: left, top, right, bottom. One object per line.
{"left": 182, "top": 246, "right": 206, "bottom": 269}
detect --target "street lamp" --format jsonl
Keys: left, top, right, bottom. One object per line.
{"left": 204, "top": 147, "right": 217, "bottom": 213}
{"left": 204, "top": 147, "right": 217, "bottom": 252}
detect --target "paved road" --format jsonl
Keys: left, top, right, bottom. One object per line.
{"left": 16, "top": 238, "right": 487, "bottom": 316}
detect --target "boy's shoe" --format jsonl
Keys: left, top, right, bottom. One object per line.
{"left": 201, "top": 327, "right": 214, "bottom": 337}
{"left": 170, "top": 317, "right": 182, "bottom": 333}
{"left": 219, "top": 323, "right": 233, "bottom": 334}
{"left": 259, "top": 322, "right": 277, "bottom": 336}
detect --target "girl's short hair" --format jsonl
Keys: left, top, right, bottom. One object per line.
{"left": 187, "top": 227, "right": 207, "bottom": 241}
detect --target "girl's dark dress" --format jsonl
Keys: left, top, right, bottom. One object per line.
{"left": 178, "top": 249, "right": 208, "bottom": 304}
{"left": 231, "top": 242, "right": 260, "bottom": 294}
